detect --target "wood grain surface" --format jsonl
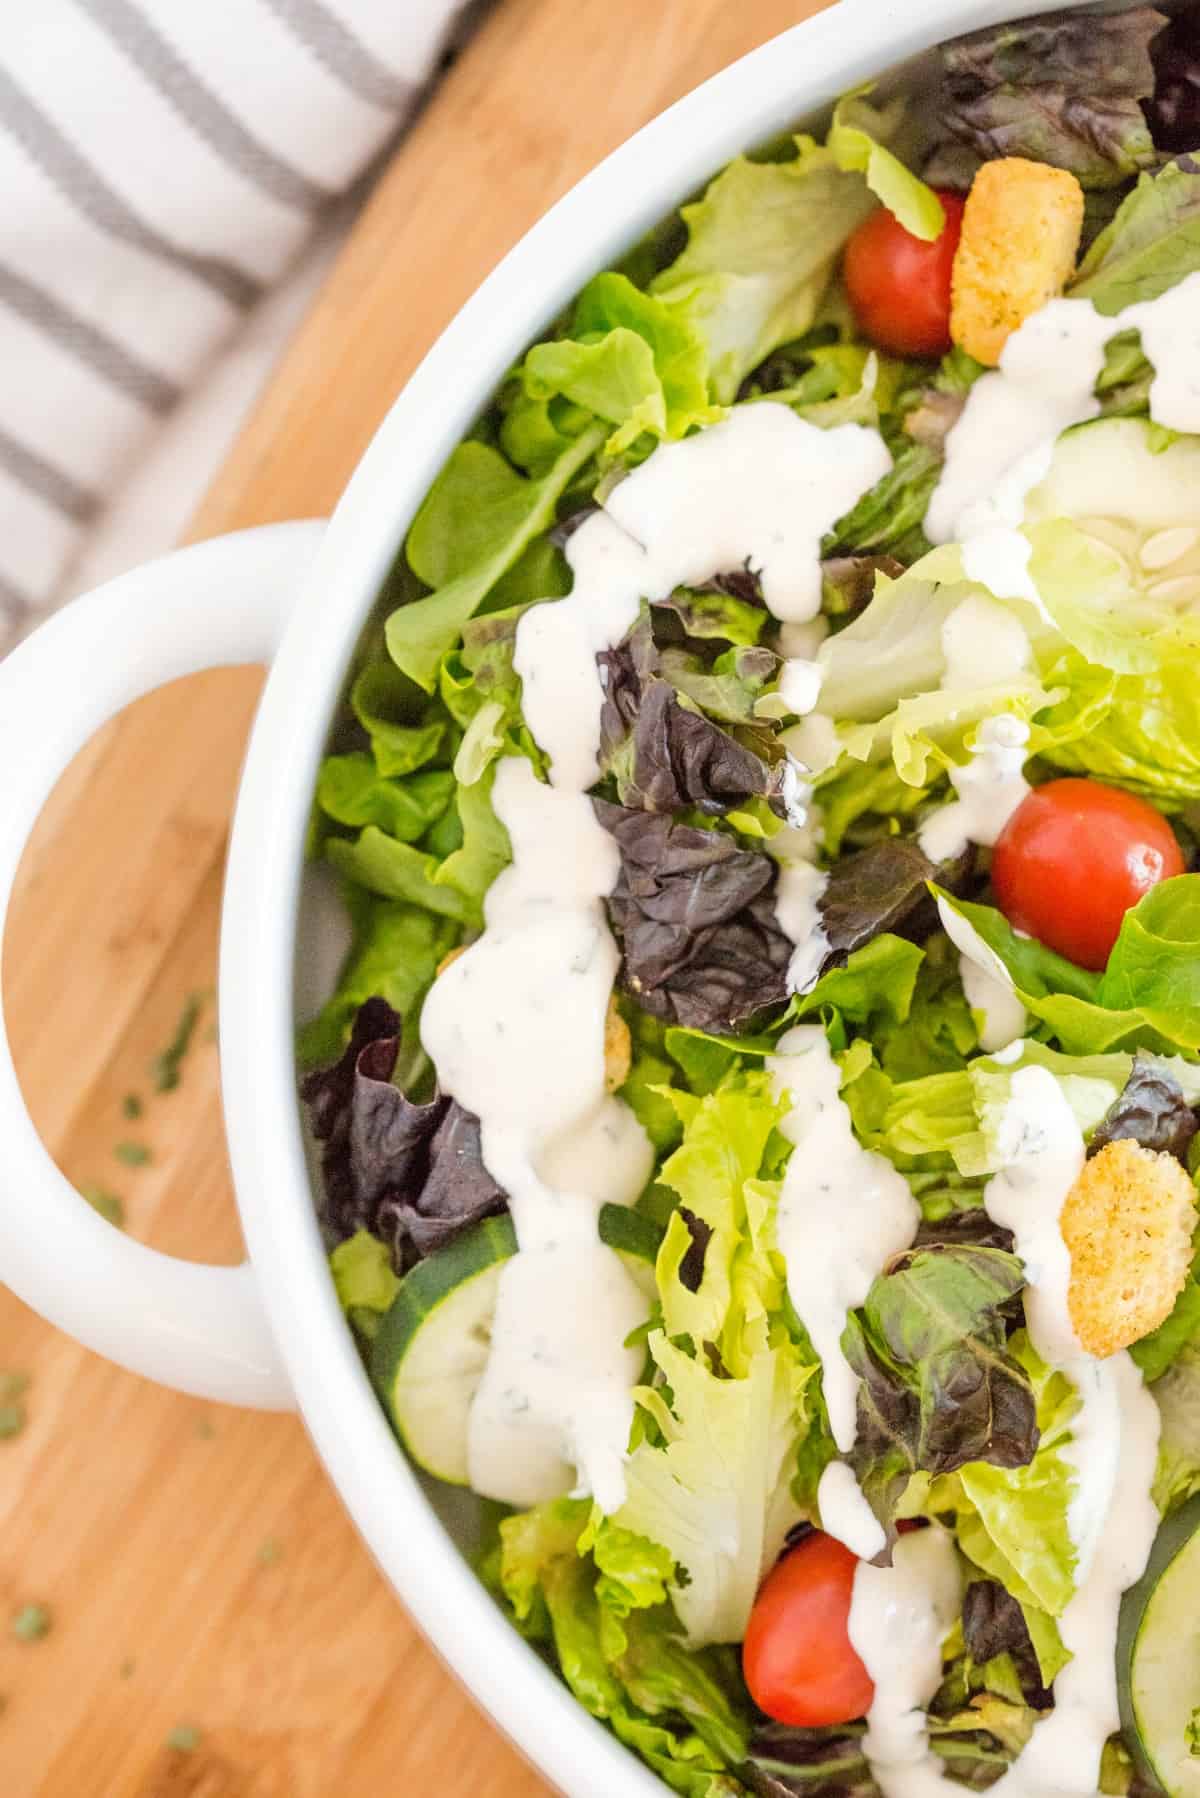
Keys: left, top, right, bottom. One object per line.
{"left": 0, "top": 3, "right": 829, "bottom": 1792}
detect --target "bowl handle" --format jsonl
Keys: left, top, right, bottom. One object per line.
{"left": 0, "top": 522, "right": 326, "bottom": 1410}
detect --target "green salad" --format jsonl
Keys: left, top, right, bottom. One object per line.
{"left": 300, "top": 6, "right": 1200, "bottom": 1794}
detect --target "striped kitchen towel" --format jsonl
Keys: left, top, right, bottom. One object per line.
{"left": 0, "top": 0, "right": 473, "bottom": 651}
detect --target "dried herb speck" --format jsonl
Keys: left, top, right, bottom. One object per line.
{"left": 114, "top": 1142, "right": 151, "bottom": 1168}
{"left": 122, "top": 1093, "right": 143, "bottom": 1120}
{"left": 256, "top": 1537, "right": 282, "bottom": 1566}
{"left": 12, "top": 1603, "right": 51, "bottom": 1642}
{"left": 166, "top": 1724, "right": 202, "bottom": 1753}
{"left": 83, "top": 1185, "right": 126, "bottom": 1227}
{"left": 152, "top": 993, "right": 205, "bottom": 1094}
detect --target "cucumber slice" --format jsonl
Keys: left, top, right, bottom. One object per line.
{"left": 1026, "top": 418, "right": 1200, "bottom": 531}
{"left": 370, "top": 1214, "right": 516, "bottom": 1486}
{"left": 1118, "top": 1493, "right": 1200, "bottom": 1794}
{"left": 598, "top": 1201, "right": 663, "bottom": 1298}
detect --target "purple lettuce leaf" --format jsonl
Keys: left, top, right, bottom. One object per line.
{"left": 595, "top": 800, "right": 792, "bottom": 1034}
{"left": 1087, "top": 1051, "right": 1199, "bottom": 1164}
{"left": 598, "top": 608, "right": 786, "bottom": 816}
{"left": 1147, "top": 10, "right": 1200, "bottom": 151}
{"left": 936, "top": 6, "right": 1165, "bottom": 188}
{"left": 300, "top": 997, "right": 506, "bottom": 1271}
{"left": 816, "top": 837, "right": 975, "bottom": 975}
{"left": 843, "top": 1244, "right": 1038, "bottom": 1541}
{"left": 961, "top": 1580, "right": 1053, "bottom": 1710}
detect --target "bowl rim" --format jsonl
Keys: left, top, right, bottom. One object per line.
{"left": 219, "top": 0, "right": 1090, "bottom": 1790}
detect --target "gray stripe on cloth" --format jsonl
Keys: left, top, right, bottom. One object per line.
{"left": 77, "top": 0, "right": 334, "bottom": 214}
{"left": 260, "top": 0, "right": 415, "bottom": 113}
{"left": 0, "top": 66, "right": 260, "bottom": 309}
{"left": 0, "top": 568, "right": 37, "bottom": 626}
{"left": 0, "top": 424, "right": 100, "bottom": 524}
{"left": 0, "top": 261, "right": 181, "bottom": 414}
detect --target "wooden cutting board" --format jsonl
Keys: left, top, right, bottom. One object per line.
{"left": 0, "top": 2, "right": 830, "bottom": 1791}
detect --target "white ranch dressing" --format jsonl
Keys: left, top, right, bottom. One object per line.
{"left": 849, "top": 1525, "right": 962, "bottom": 1797}
{"left": 517, "top": 404, "right": 889, "bottom": 788}
{"left": 421, "top": 760, "right": 652, "bottom": 1511}
{"left": 983, "top": 1063, "right": 1084, "bottom": 1365}
{"left": 818, "top": 1458, "right": 886, "bottom": 1561}
{"left": 915, "top": 593, "right": 1033, "bottom": 865}
{"left": 918, "top": 714, "right": 1031, "bottom": 864}
{"left": 605, "top": 402, "right": 892, "bottom": 623}
{"left": 769, "top": 1027, "right": 918, "bottom": 1459}
{"left": 928, "top": 271, "right": 1200, "bottom": 562}
{"left": 429, "top": 404, "right": 892, "bottom": 1514}
{"left": 979, "top": 1067, "right": 1162, "bottom": 1796}
{"left": 941, "top": 593, "right": 1032, "bottom": 693}
{"left": 937, "top": 896, "right": 1029, "bottom": 1053}
{"left": 958, "top": 951, "right": 1028, "bottom": 1054}
{"left": 779, "top": 656, "right": 824, "bottom": 716}
{"left": 991, "top": 1354, "right": 1160, "bottom": 1798}
{"left": 774, "top": 860, "right": 829, "bottom": 996}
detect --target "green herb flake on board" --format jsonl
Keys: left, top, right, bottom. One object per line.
{"left": 83, "top": 1185, "right": 126, "bottom": 1227}
{"left": 256, "top": 1537, "right": 282, "bottom": 1566}
{"left": 121, "top": 1093, "right": 143, "bottom": 1120}
{"left": 0, "top": 1372, "right": 29, "bottom": 1435}
{"left": 114, "top": 1142, "right": 151, "bottom": 1168}
{"left": 167, "top": 1724, "right": 202, "bottom": 1753}
{"left": 12, "top": 1603, "right": 51, "bottom": 1642}
{"left": 152, "top": 993, "right": 205, "bottom": 1093}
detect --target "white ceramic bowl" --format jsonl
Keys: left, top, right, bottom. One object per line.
{"left": 0, "top": 0, "right": 1094, "bottom": 1789}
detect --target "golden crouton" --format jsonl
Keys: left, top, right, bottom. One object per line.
{"left": 1061, "top": 1140, "right": 1196, "bottom": 1358}
{"left": 436, "top": 944, "right": 466, "bottom": 978}
{"left": 950, "top": 159, "right": 1085, "bottom": 366}
{"left": 605, "top": 996, "right": 632, "bottom": 1094}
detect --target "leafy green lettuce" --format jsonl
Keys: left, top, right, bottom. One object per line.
{"left": 491, "top": 1499, "right": 749, "bottom": 1796}
{"left": 589, "top": 1076, "right": 826, "bottom": 1647}
{"left": 843, "top": 1242, "right": 1037, "bottom": 1534}
{"left": 1150, "top": 1340, "right": 1200, "bottom": 1514}
{"left": 949, "top": 1333, "right": 1079, "bottom": 1622}
{"left": 938, "top": 882, "right": 1200, "bottom": 1060}
{"left": 296, "top": 886, "right": 458, "bottom": 1072}
{"left": 519, "top": 272, "right": 721, "bottom": 456}
{"left": 817, "top": 517, "right": 1200, "bottom": 805}
{"left": 647, "top": 121, "right": 887, "bottom": 404}
{"left": 827, "top": 91, "right": 945, "bottom": 241}
{"left": 387, "top": 427, "right": 605, "bottom": 691}
{"left": 1071, "top": 157, "right": 1200, "bottom": 314}
{"left": 327, "top": 1229, "right": 400, "bottom": 1341}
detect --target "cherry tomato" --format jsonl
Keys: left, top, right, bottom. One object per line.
{"left": 991, "top": 778, "right": 1185, "bottom": 971}
{"left": 842, "top": 191, "right": 965, "bottom": 358}
{"left": 742, "top": 1532, "right": 873, "bottom": 1728}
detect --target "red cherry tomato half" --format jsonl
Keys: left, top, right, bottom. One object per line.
{"left": 742, "top": 1532, "right": 874, "bottom": 1728}
{"left": 991, "top": 778, "right": 1185, "bottom": 971}
{"left": 842, "top": 190, "right": 965, "bottom": 358}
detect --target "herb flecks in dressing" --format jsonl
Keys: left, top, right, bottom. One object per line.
{"left": 928, "top": 270, "right": 1200, "bottom": 578}
{"left": 918, "top": 715, "right": 1031, "bottom": 864}
{"left": 849, "top": 1525, "right": 961, "bottom": 1798}
{"left": 420, "top": 760, "right": 652, "bottom": 1511}
{"left": 769, "top": 1026, "right": 917, "bottom": 1493}
{"left": 429, "top": 404, "right": 891, "bottom": 1513}
{"left": 981, "top": 1067, "right": 1161, "bottom": 1797}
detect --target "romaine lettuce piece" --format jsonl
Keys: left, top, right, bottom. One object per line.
{"left": 943, "top": 1333, "right": 1081, "bottom": 1620}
